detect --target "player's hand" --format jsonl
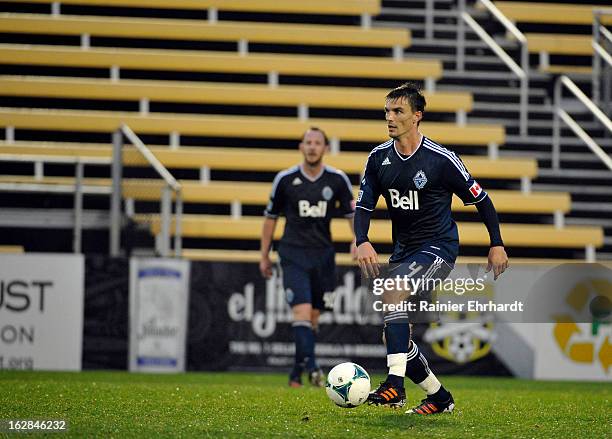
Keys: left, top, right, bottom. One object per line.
{"left": 486, "top": 246, "right": 508, "bottom": 280}
{"left": 259, "top": 255, "right": 273, "bottom": 279}
{"left": 357, "top": 242, "right": 379, "bottom": 278}
{"left": 350, "top": 238, "right": 358, "bottom": 260}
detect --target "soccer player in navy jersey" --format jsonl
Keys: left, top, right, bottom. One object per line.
{"left": 260, "top": 127, "right": 356, "bottom": 388}
{"left": 355, "top": 82, "right": 508, "bottom": 414}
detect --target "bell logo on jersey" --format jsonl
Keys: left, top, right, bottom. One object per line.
{"left": 298, "top": 200, "right": 327, "bottom": 217}
{"left": 389, "top": 189, "right": 419, "bottom": 210}
{"left": 469, "top": 181, "right": 483, "bottom": 198}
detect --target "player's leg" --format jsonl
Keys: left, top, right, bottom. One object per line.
{"left": 291, "top": 302, "right": 317, "bottom": 387}
{"left": 403, "top": 252, "right": 454, "bottom": 414}
{"left": 368, "top": 332, "right": 409, "bottom": 407}
{"left": 306, "top": 307, "right": 324, "bottom": 387}
{"left": 404, "top": 339, "right": 454, "bottom": 414}
{"left": 279, "top": 248, "right": 314, "bottom": 387}
{"left": 367, "top": 266, "right": 410, "bottom": 407}
{"left": 306, "top": 247, "right": 336, "bottom": 387}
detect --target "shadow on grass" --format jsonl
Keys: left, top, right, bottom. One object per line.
{"left": 345, "top": 407, "right": 459, "bottom": 431}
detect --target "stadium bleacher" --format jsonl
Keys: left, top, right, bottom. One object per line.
{"left": 0, "top": 0, "right": 607, "bottom": 261}
{"left": 0, "top": 0, "right": 383, "bottom": 16}
{"left": 0, "top": 108, "right": 504, "bottom": 146}
{"left": 0, "top": 77, "right": 471, "bottom": 115}
{"left": 491, "top": 1, "right": 611, "bottom": 74}
{"left": 0, "top": 13, "right": 411, "bottom": 50}
{"left": 0, "top": 142, "right": 533, "bottom": 178}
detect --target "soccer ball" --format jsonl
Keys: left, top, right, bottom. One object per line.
{"left": 325, "top": 362, "right": 371, "bottom": 408}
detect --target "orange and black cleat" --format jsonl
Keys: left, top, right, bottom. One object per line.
{"left": 367, "top": 382, "right": 406, "bottom": 408}
{"left": 405, "top": 395, "right": 455, "bottom": 415}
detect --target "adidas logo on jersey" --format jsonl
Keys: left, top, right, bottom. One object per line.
{"left": 389, "top": 189, "right": 419, "bottom": 210}
{"left": 382, "top": 157, "right": 391, "bottom": 166}
{"left": 292, "top": 177, "right": 303, "bottom": 186}
{"left": 299, "top": 200, "right": 327, "bottom": 217}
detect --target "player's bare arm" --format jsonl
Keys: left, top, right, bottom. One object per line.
{"left": 259, "top": 217, "right": 277, "bottom": 279}
{"left": 356, "top": 241, "right": 379, "bottom": 278}
{"left": 487, "top": 245, "right": 509, "bottom": 280}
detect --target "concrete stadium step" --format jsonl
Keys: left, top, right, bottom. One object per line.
{"left": 471, "top": 119, "right": 607, "bottom": 132}
{"left": 500, "top": 151, "right": 612, "bottom": 166}
{"left": 565, "top": 217, "right": 612, "bottom": 228}
{"left": 436, "top": 84, "right": 548, "bottom": 99}
{"left": 0, "top": 207, "right": 109, "bottom": 228}
{"left": 397, "top": 52, "right": 513, "bottom": 66}
{"left": 532, "top": 184, "right": 612, "bottom": 196}
{"left": 572, "top": 202, "right": 612, "bottom": 213}
{"left": 505, "top": 135, "right": 612, "bottom": 148}
{"left": 537, "top": 169, "right": 612, "bottom": 181}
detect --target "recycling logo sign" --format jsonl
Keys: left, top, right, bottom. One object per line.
{"left": 553, "top": 279, "right": 611, "bottom": 373}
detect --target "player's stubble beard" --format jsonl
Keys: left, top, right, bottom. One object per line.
{"left": 304, "top": 151, "right": 324, "bottom": 168}
{"left": 305, "top": 156, "right": 322, "bottom": 167}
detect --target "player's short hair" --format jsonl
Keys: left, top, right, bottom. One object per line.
{"left": 386, "top": 82, "right": 427, "bottom": 115}
{"left": 302, "top": 126, "right": 329, "bottom": 145}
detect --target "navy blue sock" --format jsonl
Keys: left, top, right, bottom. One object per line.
{"left": 384, "top": 322, "right": 410, "bottom": 388}
{"left": 405, "top": 341, "right": 451, "bottom": 402}
{"left": 405, "top": 341, "right": 430, "bottom": 384}
{"left": 385, "top": 323, "right": 411, "bottom": 355}
{"left": 292, "top": 321, "right": 316, "bottom": 376}
{"left": 430, "top": 386, "right": 451, "bottom": 403}
{"left": 305, "top": 325, "right": 318, "bottom": 371}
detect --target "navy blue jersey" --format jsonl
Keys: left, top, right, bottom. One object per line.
{"left": 264, "top": 164, "right": 354, "bottom": 248}
{"left": 356, "top": 136, "right": 487, "bottom": 261}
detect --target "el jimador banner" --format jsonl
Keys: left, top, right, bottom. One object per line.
{"left": 0, "top": 253, "right": 84, "bottom": 371}
{"left": 129, "top": 258, "right": 191, "bottom": 373}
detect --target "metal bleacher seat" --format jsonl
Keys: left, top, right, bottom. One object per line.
{"left": 525, "top": 34, "right": 593, "bottom": 56}
{"left": 492, "top": 1, "right": 611, "bottom": 74}
{"left": 493, "top": 2, "right": 612, "bottom": 25}
{"left": 0, "top": 175, "right": 569, "bottom": 215}
{"left": 142, "top": 214, "right": 604, "bottom": 252}
{"left": 0, "top": 245, "right": 24, "bottom": 253}
{"left": 123, "top": 181, "right": 571, "bottom": 214}
{"left": 0, "top": 0, "right": 382, "bottom": 16}
{"left": 0, "top": 13, "right": 410, "bottom": 51}
{"left": 0, "top": 108, "right": 505, "bottom": 149}
{"left": 0, "top": 143, "right": 531, "bottom": 178}
{"left": 0, "top": 44, "right": 442, "bottom": 82}
{"left": 0, "top": 76, "right": 472, "bottom": 119}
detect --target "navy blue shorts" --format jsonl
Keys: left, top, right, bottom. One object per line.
{"left": 384, "top": 244, "right": 455, "bottom": 324}
{"left": 277, "top": 243, "right": 336, "bottom": 310}
{"left": 389, "top": 249, "right": 453, "bottom": 288}
{"left": 389, "top": 244, "right": 455, "bottom": 297}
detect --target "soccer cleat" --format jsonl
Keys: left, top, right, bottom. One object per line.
{"left": 288, "top": 378, "right": 303, "bottom": 388}
{"left": 308, "top": 368, "right": 325, "bottom": 387}
{"left": 289, "top": 373, "right": 303, "bottom": 388}
{"left": 405, "top": 395, "right": 455, "bottom": 415}
{"left": 367, "top": 382, "right": 406, "bottom": 408}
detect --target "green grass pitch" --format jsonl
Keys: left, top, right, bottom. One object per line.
{"left": 0, "top": 371, "right": 610, "bottom": 438}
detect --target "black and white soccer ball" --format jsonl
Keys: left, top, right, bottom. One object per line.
{"left": 325, "top": 362, "right": 371, "bottom": 408}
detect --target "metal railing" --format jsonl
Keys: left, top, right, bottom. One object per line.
{"left": 0, "top": 154, "right": 111, "bottom": 253}
{"left": 111, "top": 124, "right": 183, "bottom": 258}
{"left": 457, "top": 0, "right": 529, "bottom": 137}
{"left": 552, "top": 75, "right": 612, "bottom": 171}
{"left": 592, "top": 8, "right": 612, "bottom": 114}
